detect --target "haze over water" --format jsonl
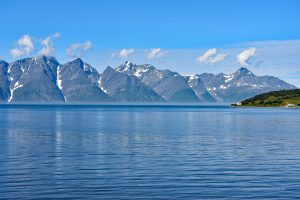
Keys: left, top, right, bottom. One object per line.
{"left": 0, "top": 105, "right": 300, "bottom": 199}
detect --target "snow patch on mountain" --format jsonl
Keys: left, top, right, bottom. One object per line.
{"left": 8, "top": 81, "right": 24, "bottom": 102}
{"left": 224, "top": 74, "right": 234, "bottom": 83}
{"left": 56, "top": 65, "right": 63, "bottom": 90}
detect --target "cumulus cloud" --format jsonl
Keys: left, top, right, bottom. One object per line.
{"left": 10, "top": 35, "right": 34, "bottom": 58}
{"left": 67, "top": 41, "right": 93, "bottom": 58}
{"left": 111, "top": 48, "right": 135, "bottom": 59}
{"left": 209, "top": 52, "right": 229, "bottom": 64}
{"left": 39, "top": 32, "right": 61, "bottom": 56}
{"left": 236, "top": 48, "right": 256, "bottom": 67}
{"left": 147, "top": 48, "right": 167, "bottom": 59}
{"left": 119, "top": 48, "right": 134, "bottom": 58}
{"left": 196, "top": 48, "right": 228, "bottom": 65}
{"left": 197, "top": 48, "right": 216, "bottom": 63}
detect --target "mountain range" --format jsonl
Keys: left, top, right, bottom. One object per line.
{"left": 0, "top": 56, "right": 296, "bottom": 103}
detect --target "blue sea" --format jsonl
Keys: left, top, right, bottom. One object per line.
{"left": 0, "top": 104, "right": 300, "bottom": 199}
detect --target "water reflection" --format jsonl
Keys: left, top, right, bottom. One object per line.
{"left": 0, "top": 106, "right": 300, "bottom": 199}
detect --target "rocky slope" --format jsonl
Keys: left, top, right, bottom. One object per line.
{"left": 0, "top": 57, "right": 296, "bottom": 103}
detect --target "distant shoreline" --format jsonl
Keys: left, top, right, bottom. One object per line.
{"left": 231, "top": 89, "right": 300, "bottom": 108}
{"left": 231, "top": 104, "right": 300, "bottom": 108}
{"left": 0, "top": 103, "right": 231, "bottom": 109}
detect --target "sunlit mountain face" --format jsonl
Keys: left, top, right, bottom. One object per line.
{"left": 0, "top": 56, "right": 296, "bottom": 103}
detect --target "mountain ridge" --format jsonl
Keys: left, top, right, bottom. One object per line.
{"left": 0, "top": 56, "right": 296, "bottom": 103}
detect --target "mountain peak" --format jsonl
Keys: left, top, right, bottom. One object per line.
{"left": 0, "top": 60, "right": 8, "bottom": 65}
{"left": 104, "top": 66, "right": 115, "bottom": 72}
{"left": 124, "top": 60, "right": 133, "bottom": 66}
{"left": 32, "top": 55, "right": 57, "bottom": 62}
{"left": 235, "top": 67, "right": 253, "bottom": 75}
{"left": 116, "top": 61, "right": 136, "bottom": 72}
{"left": 73, "top": 57, "right": 83, "bottom": 63}
{"left": 0, "top": 60, "right": 9, "bottom": 72}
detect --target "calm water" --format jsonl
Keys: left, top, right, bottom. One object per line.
{"left": 0, "top": 105, "right": 300, "bottom": 199}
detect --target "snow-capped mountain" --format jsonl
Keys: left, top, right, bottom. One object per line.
{"left": 0, "top": 57, "right": 296, "bottom": 103}
{"left": 100, "top": 66, "right": 163, "bottom": 102}
{"left": 8, "top": 56, "right": 65, "bottom": 102}
{"left": 184, "top": 75, "right": 216, "bottom": 102}
{"left": 195, "top": 67, "right": 296, "bottom": 102}
{"left": 58, "top": 58, "right": 110, "bottom": 102}
{"left": 115, "top": 61, "right": 199, "bottom": 102}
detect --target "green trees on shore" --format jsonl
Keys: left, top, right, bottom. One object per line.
{"left": 232, "top": 89, "right": 300, "bottom": 107}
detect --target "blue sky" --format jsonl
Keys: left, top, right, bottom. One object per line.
{"left": 1, "top": 0, "right": 300, "bottom": 85}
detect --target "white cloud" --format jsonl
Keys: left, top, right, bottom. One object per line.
{"left": 147, "top": 48, "right": 167, "bottom": 59}
{"left": 111, "top": 48, "right": 135, "bottom": 59}
{"left": 197, "top": 48, "right": 216, "bottom": 63}
{"left": 236, "top": 48, "right": 256, "bottom": 67}
{"left": 67, "top": 41, "right": 93, "bottom": 58}
{"left": 119, "top": 48, "right": 134, "bottom": 58}
{"left": 196, "top": 48, "right": 228, "bottom": 64}
{"left": 209, "top": 52, "right": 229, "bottom": 64}
{"left": 39, "top": 32, "right": 61, "bottom": 56}
{"left": 10, "top": 35, "right": 34, "bottom": 58}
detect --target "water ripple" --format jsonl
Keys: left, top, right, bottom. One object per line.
{"left": 0, "top": 105, "right": 300, "bottom": 199}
